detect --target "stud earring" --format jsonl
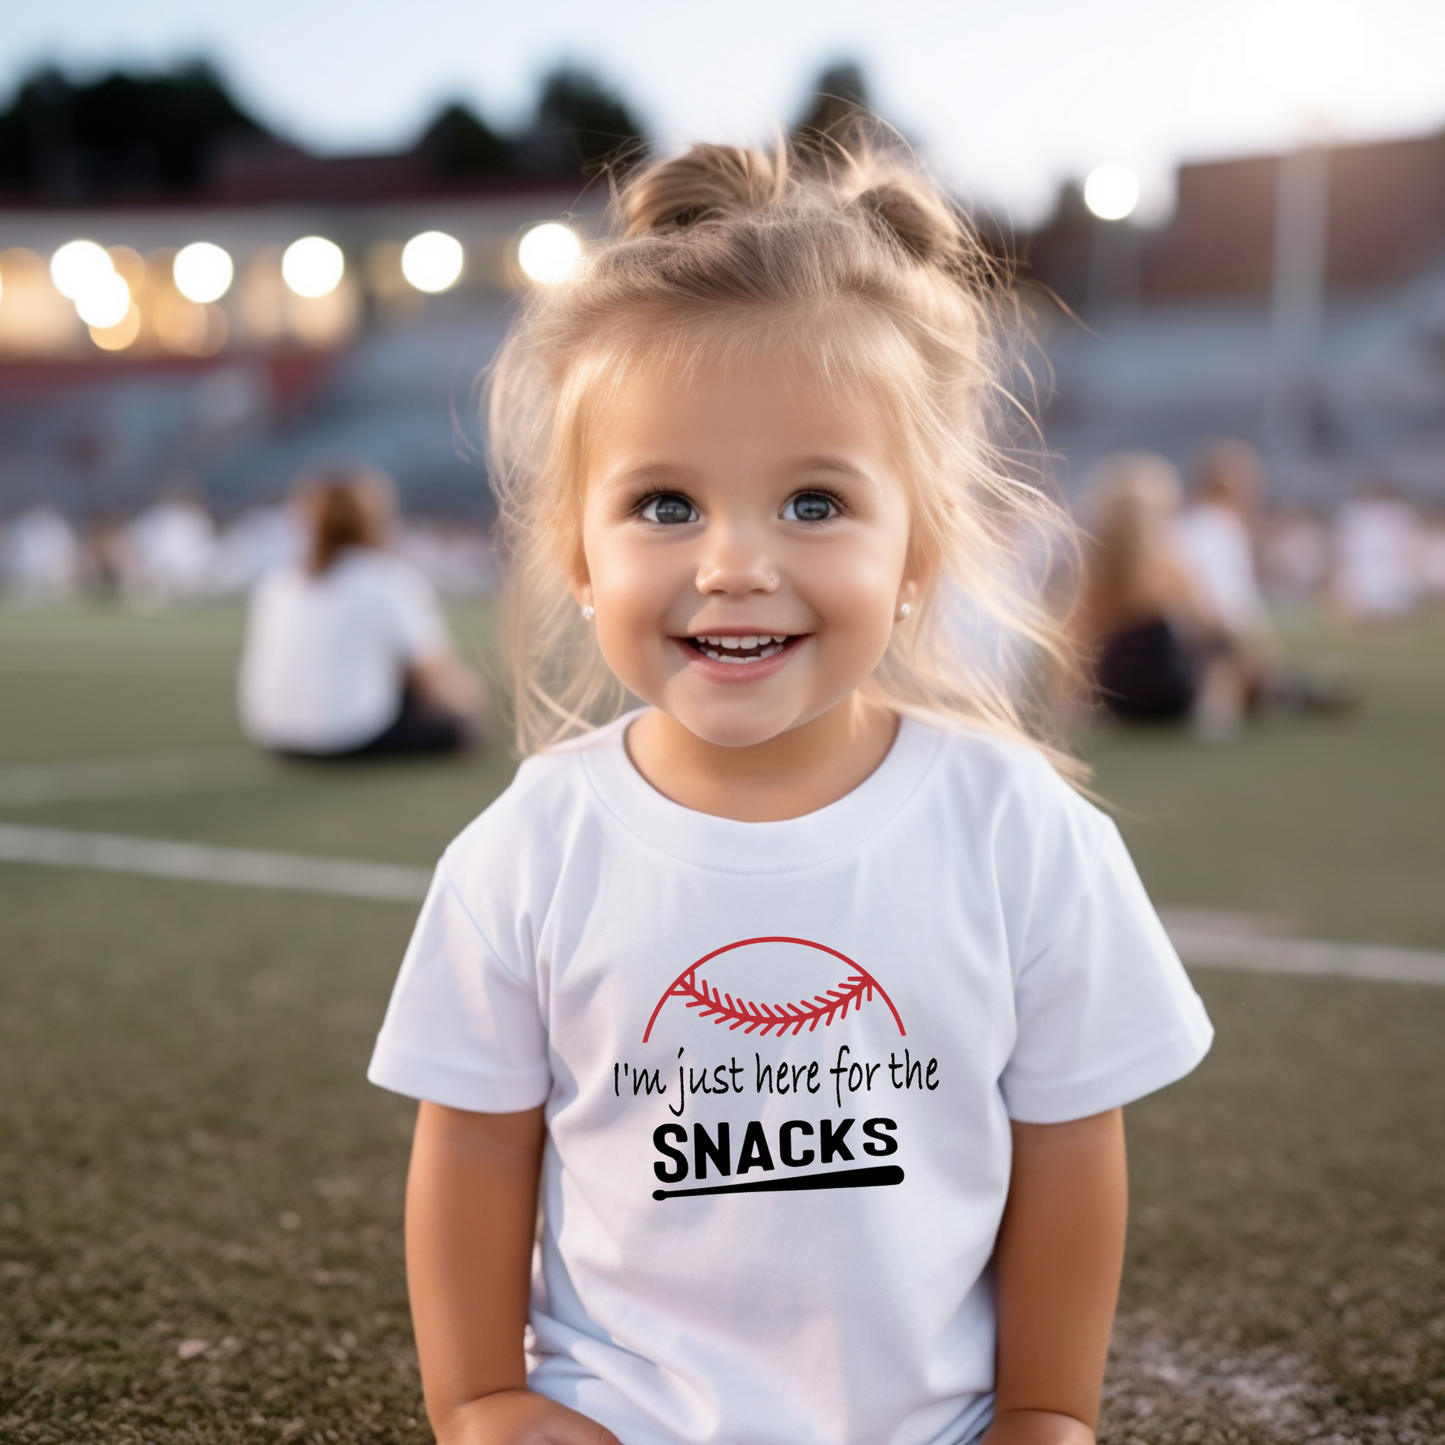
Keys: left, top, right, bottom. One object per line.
{"left": 898, "top": 602, "right": 912, "bottom": 619}
{"left": 581, "top": 605, "right": 595, "bottom": 622}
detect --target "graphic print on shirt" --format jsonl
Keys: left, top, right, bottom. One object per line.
{"left": 643, "top": 935, "right": 906, "bottom": 1042}
{"left": 610, "top": 935, "right": 939, "bottom": 1203}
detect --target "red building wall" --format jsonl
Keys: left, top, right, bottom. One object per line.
{"left": 1024, "top": 128, "right": 1445, "bottom": 305}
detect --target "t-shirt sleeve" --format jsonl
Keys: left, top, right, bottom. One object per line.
{"left": 367, "top": 855, "right": 551, "bottom": 1112}
{"left": 1000, "top": 817, "right": 1213, "bottom": 1124}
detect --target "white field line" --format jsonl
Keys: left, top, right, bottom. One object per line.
{"left": 0, "top": 822, "right": 1440, "bottom": 984}
{"left": 0, "top": 824, "right": 431, "bottom": 903}
{"left": 1158, "top": 908, "right": 1445, "bottom": 986}
{"left": 0, "top": 750, "right": 274, "bottom": 806}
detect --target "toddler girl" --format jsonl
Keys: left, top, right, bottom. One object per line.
{"left": 369, "top": 140, "right": 1212, "bottom": 1445}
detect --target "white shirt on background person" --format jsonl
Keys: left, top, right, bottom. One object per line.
{"left": 1174, "top": 502, "right": 1269, "bottom": 635}
{"left": 1334, "top": 496, "right": 1423, "bottom": 619}
{"left": 122, "top": 501, "right": 218, "bottom": 604}
{"left": 239, "top": 547, "right": 448, "bottom": 753}
{"left": 1, "top": 506, "right": 80, "bottom": 598}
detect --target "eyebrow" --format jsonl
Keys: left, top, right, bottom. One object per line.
{"left": 608, "top": 463, "right": 694, "bottom": 488}
{"left": 599, "top": 454, "right": 877, "bottom": 493}
{"left": 792, "top": 455, "right": 875, "bottom": 482}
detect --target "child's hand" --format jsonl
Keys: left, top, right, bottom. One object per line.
{"left": 980, "top": 1408, "right": 1096, "bottom": 1445}
{"left": 438, "top": 1387, "right": 622, "bottom": 1445}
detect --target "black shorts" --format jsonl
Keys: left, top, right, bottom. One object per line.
{"left": 282, "top": 686, "right": 472, "bottom": 760}
{"left": 1096, "top": 619, "right": 1198, "bottom": 722}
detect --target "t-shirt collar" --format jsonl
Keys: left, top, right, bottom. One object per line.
{"left": 580, "top": 709, "right": 941, "bottom": 874}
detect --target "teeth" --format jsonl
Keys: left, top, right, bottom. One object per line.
{"left": 694, "top": 633, "right": 788, "bottom": 646}
{"left": 688, "top": 633, "right": 793, "bottom": 666}
{"left": 694, "top": 638, "right": 788, "bottom": 664}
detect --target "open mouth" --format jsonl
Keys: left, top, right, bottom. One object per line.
{"left": 685, "top": 633, "right": 794, "bottom": 665}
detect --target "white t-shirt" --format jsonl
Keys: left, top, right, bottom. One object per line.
{"left": 1334, "top": 498, "right": 1422, "bottom": 618}
{"left": 239, "top": 549, "right": 448, "bottom": 752}
{"left": 369, "top": 714, "right": 1212, "bottom": 1445}
{"left": 1174, "top": 504, "right": 1269, "bottom": 635}
{"left": 124, "top": 501, "right": 218, "bottom": 602}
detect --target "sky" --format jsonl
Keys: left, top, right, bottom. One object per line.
{"left": 4, "top": 0, "right": 1445, "bottom": 223}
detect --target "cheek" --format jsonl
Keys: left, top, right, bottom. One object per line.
{"left": 808, "top": 533, "right": 909, "bottom": 630}
{"left": 589, "top": 544, "right": 680, "bottom": 619}
{"left": 581, "top": 504, "right": 651, "bottom": 607}
{"left": 581, "top": 530, "right": 687, "bottom": 679}
{"left": 589, "top": 583, "right": 668, "bottom": 695}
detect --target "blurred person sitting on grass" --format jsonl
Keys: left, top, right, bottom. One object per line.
{"left": 117, "top": 482, "right": 219, "bottom": 607}
{"left": 1079, "top": 453, "right": 1251, "bottom": 736}
{"left": 1332, "top": 481, "right": 1424, "bottom": 623}
{"left": 239, "top": 466, "right": 484, "bottom": 758}
{"left": 0, "top": 504, "right": 81, "bottom": 601}
{"left": 1174, "top": 440, "right": 1272, "bottom": 660}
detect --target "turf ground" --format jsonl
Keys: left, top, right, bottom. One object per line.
{"left": 1, "top": 604, "right": 1442, "bottom": 1444}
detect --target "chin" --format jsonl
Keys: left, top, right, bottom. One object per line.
{"left": 690, "top": 723, "right": 787, "bottom": 749}
{"left": 670, "top": 702, "right": 802, "bottom": 750}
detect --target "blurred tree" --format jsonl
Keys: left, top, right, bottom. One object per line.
{"left": 790, "top": 62, "right": 1016, "bottom": 281}
{"left": 1019, "top": 181, "right": 1093, "bottom": 313}
{"left": 792, "top": 61, "right": 875, "bottom": 153}
{"left": 419, "top": 102, "right": 511, "bottom": 179}
{"left": 0, "top": 62, "right": 266, "bottom": 199}
{"left": 516, "top": 66, "right": 648, "bottom": 177}
{"left": 0, "top": 59, "right": 648, "bottom": 199}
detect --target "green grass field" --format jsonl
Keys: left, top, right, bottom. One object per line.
{"left": 1, "top": 604, "right": 1442, "bottom": 1444}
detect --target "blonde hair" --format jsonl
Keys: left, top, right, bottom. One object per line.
{"left": 488, "top": 138, "right": 1084, "bottom": 774}
{"left": 1078, "top": 452, "right": 1187, "bottom": 641}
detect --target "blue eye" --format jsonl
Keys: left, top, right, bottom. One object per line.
{"left": 640, "top": 494, "right": 698, "bottom": 525}
{"left": 783, "top": 491, "right": 839, "bottom": 523}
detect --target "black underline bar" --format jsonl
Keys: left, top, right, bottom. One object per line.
{"left": 652, "top": 1164, "right": 904, "bottom": 1201}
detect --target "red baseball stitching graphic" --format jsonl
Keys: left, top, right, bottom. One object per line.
{"left": 642, "top": 936, "right": 906, "bottom": 1042}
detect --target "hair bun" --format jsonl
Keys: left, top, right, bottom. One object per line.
{"left": 623, "top": 144, "right": 784, "bottom": 236}
{"left": 851, "top": 180, "right": 964, "bottom": 269}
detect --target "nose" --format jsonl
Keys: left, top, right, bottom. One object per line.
{"left": 693, "top": 519, "right": 778, "bottom": 597}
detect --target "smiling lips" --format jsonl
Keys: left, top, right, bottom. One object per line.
{"left": 687, "top": 633, "right": 794, "bottom": 664}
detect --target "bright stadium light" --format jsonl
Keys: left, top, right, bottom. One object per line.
{"left": 50, "top": 240, "right": 115, "bottom": 300}
{"left": 401, "top": 231, "right": 465, "bottom": 293}
{"left": 1247, "top": 0, "right": 1363, "bottom": 108}
{"left": 1084, "top": 164, "right": 1141, "bottom": 221}
{"left": 74, "top": 271, "right": 132, "bottom": 329}
{"left": 173, "top": 242, "right": 234, "bottom": 303}
{"left": 518, "top": 222, "right": 582, "bottom": 285}
{"left": 90, "top": 304, "right": 142, "bottom": 351}
{"left": 281, "top": 236, "right": 345, "bottom": 298}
